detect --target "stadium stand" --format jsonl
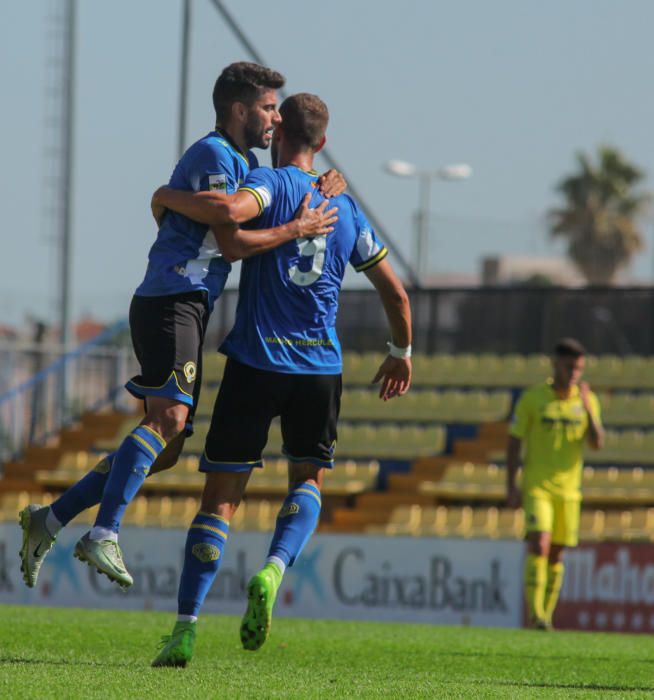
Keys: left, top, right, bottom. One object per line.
{"left": 1, "top": 351, "right": 654, "bottom": 541}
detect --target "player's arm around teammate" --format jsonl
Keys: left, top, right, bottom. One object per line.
{"left": 151, "top": 167, "right": 345, "bottom": 262}
{"left": 152, "top": 187, "right": 338, "bottom": 261}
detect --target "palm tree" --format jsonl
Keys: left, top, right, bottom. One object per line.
{"left": 549, "top": 146, "right": 650, "bottom": 285}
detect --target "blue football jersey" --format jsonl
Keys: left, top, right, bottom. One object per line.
{"left": 135, "top": 130, "right": 258, "bottom": 309}
{"left": 219, "top": 165, "right": 388, "bottom": 374}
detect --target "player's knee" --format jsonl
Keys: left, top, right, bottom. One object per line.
{"left": 200, "top": 471, "right": 249, "bottom": 519}
{"left": 527, "top": 531, "right": 550, "bottom": 556}
{"left": 144, "top": 402, "right": 189, "bottom": 442}
{"left": 288, "top": 462, "right": 324, "bottom": 490}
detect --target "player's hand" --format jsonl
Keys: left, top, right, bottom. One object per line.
{"left": 506, "top": 484, "right": 522, "bottom": 509}
{"left": 317, "top": 169, "right": 347, "bottom": 198}
{"left": 371, "top": 355, "right": 412, "bottom": 401}
{"left": 294, "top": 193, "right": 338, "bottom": 238}
{"left": 579, "top": 381, "right": 592, "bottom": 410}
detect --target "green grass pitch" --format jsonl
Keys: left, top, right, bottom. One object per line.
{"left": 1, "top": 605, "right": 653, "bottom": 699}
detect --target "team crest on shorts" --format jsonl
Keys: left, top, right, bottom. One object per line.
{"left": 192, "top": 543, "right": 220, "bottom": 563}
{"left": 183, "top": 361, "right": 197, "bottom": 383}
{"left": 279, "top": 502, "right": 300, "bottom": 518}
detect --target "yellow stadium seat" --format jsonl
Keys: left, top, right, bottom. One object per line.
{"left": 0, "top": 492, "right": 54, "bottom": 522}
{"left": 501, "top": 354, "right": 528, "bottom": 387}
{"left": 468, "top": 507, "right": 499, "bottom": 538}
{"left": 474, "top": 355, "right": 503, "bottom": 385}
{"left": 579, "top": 510, "right": 605, "bottom": 540}
{"left": 524, "top": 355, "right": 550, "bottom": 384}
{"left": 497, "top": 509, "right": 524, "bottom": 539}
{"left": 602, "top": 510, "right": 631, "bottom": 540}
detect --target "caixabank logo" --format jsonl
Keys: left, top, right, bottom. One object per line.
{"left": 278, "top": 545, "right": 325, "bottom": 607}
{"left": 276, "top": 538, "right": 518, "bottom": 627}
{"left": 331, "top": 547, "right": 508, "bottom": 613}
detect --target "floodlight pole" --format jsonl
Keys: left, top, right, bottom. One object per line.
{"left": 385, "top": 161, "right": 472, "bottom": 285}
{"left": 177, "top": 0, "right": 191, "bottom": 158}
{"left": 416, "top": 173, "right": 432, "bottom": 283}
{"left": 59, "top": 0, "right": 77, "bottom": 422}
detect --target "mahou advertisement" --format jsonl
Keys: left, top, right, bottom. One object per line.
{"left": 554, "top": 542, "right": 654, "bottom": 633}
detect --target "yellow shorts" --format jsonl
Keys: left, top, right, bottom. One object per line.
{"left": 523, "top": 489, "right": 580, "bottom": 547}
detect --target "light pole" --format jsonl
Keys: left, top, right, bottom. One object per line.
{"left": 384, "top": 159, "right": 472, "bottom": 284}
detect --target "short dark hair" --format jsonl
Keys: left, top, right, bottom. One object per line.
{"left": 279, "top": 93, "right": 329, "bottom": 150}
{"left": 554, "top": 337, "right": 587, "bottom": 358}
{"left": 213, "top": 62, "right": 285, "bottom": 123}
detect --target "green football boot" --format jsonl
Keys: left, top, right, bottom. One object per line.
{"left": 19, "top": 505, "right": 57, "bottom": 588}
{"left": 240, "top": 563, "right": 282, "bottom": 651}
{"left": 74, "top": 532, "right": 133, "bottom": 590}
{"left": 152, "top": 621, "right": 197, "bottom": 668}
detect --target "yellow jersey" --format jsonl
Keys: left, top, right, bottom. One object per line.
{"left": 509, "top": 380, "right": 602, "bottom": 498}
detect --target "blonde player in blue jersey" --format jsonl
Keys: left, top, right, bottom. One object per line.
{"left": 506, "top": 338, "right": 604, "bottom": 629}
{"left": 19, "top": 63, "right": 342, "bottom": 592}
{"left": 150, "top": 93, "right": 413, "bottom": 667}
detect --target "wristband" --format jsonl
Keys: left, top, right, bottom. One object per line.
{"left": 387, "top": 341, "right": 412, "bottom": 359}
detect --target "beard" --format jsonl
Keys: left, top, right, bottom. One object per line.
{"left": 244, "top": 113, "right": 270, "bottom": 151}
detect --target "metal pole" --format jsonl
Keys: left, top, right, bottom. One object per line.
{"left": 416, "top": 173, "right": 431, "bottom": 284}
{"left": 177, "top": 0, "right": 191, "bottom": 158}
{"left": 59, "top": 0, "right": 76, "bottom": 422}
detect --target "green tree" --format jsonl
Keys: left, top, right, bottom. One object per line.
{"left": 549, "top": 146, "right": 650, "bottom": 285}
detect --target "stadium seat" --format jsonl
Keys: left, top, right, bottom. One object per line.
{"left": 501, "top": 354, "right": 528, "bottom": 387}
{"left": 496, "top": 509, "right": 524, "bottom": 539}
{"left": 0, "top": 491, "right": 54, "bottom": 522}
{"left": 602, "top": 510, "right": 632, "bottom": 540}
{"left": 468, "top": 506, "right": 499, "bottom": 538}
{"left": 585, "top": 355, "right": 624, "bottom": 389}
{"left": 232, "top": 499, "right": 283, "bottom": 532}
{"left": 579, "top": 510, "right": 605, "bottom": 540}
{"left": 524, "top": 354, "right": 550, "bottom": 384}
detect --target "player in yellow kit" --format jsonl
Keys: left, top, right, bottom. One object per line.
{"left": 506, "top": 338, "right": 604, "bottom": 629}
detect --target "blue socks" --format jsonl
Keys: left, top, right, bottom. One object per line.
{"left": 175, "top": 482, "right": 321, "bottom": 619}
{"left": 50, "top": 452, "right": 115, "bottom": 526}
{"left": 94, "top": 425, "right": 166, "bottom": 533}
{"left": 268, "top": 482, "right": 321, "bottom": 567}
{"left": 178, "top": 512, "right": 230, "bottom": 617}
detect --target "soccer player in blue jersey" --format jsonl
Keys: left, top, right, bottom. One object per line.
{"left": 18, "top": 63, "right": 341, "bottom": 591}
{"left": 151, "top": 93, "right": 412, "bottom": 666}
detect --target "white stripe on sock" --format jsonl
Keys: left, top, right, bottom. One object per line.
{"left": 89, "top": 526, "right": 118, "bottom": 542}
{"left": 177, "top": 615, "right": 197, "bottom": 623}
{"left": 266, "top": 556, "right": 286, "bottom": 577}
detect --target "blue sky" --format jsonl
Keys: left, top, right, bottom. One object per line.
{"left": 2, "top": 0, "right": 654, "bottom": 326}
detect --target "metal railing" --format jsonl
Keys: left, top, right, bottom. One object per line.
{"left": 0, "top": 321, "right": 134, "bottom": 466}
